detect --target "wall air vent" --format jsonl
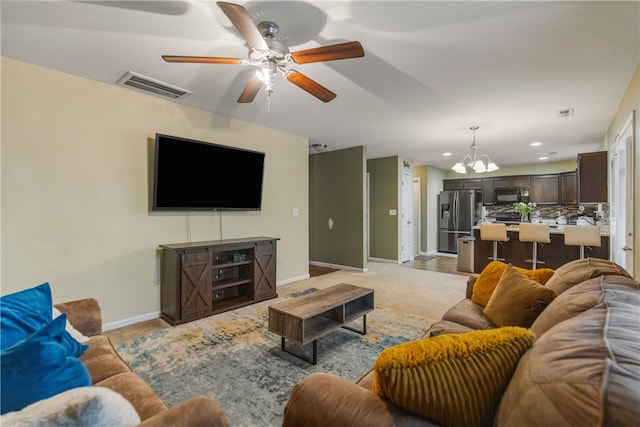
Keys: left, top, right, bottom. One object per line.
{"left": 116, "top": 71, "right": 192, "bottom": 100}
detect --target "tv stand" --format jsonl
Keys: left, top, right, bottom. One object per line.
{"left": 159, "top": 236, "right": 279, "bottom": 325}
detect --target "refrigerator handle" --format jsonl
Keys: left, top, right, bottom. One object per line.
{"left": 453, "top": 192, "right": 458, "bottom": 229}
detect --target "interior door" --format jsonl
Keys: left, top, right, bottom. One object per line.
{"left": 609, "top": 112, "right": 635, "bottom": 275}
{"left": 412, "top": 178, "right": 421, "bottom": 256}
{"left": 401, "top": 172, "right": 412, "bottom": 262}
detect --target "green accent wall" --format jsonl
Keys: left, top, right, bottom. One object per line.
{"left": 367, "top": 156, "right": 399, "bottom": 260}
{"left": 309, "top": 146, "right": 366, "bottom": 269}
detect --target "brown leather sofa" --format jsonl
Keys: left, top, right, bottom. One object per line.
{"left": 282, "top": 258, "right": 640, "bottom": 427}
{"left": 55, "top": 298, "right": 229, "bottom": 427}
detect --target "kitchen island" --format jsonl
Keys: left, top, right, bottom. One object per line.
{"left": 472, "top": 225, "right": 609, "bottom": 273}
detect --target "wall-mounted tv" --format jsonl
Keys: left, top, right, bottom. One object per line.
{"left": 152, "top": 134, "right": 265, "bottom": 211}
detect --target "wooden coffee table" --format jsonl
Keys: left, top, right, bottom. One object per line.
{"left": 268, "top": 283, "right": 374, "bottom": 364}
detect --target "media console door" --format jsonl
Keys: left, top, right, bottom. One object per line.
{"left": 180, "top": 250, "right": 214, "bottom": 321}
{"left": 254, "top": 240, "right": 277, "bottom": 299}
{"left": 160, "top": 237, "right": 279, "bottom": 325}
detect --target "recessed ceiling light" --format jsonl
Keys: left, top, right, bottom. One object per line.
{"left": 539, "top": 156, "right": 548, "bottom": 160}
{"left": 531, "top": 142, "right": 542, "bottom": 146}
{"left": 443, "top": 152, "right": 452, "bottom": 157}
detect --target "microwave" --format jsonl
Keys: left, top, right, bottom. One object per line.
{"left": 494, "top": 188, "right": 530, "bottom": 204}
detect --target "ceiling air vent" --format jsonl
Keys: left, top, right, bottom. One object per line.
{"left": 557, "top": 108, "right": 574, "bottom": 118}
{"left": 116, "top": 71, "right": 192, "bottom": 100}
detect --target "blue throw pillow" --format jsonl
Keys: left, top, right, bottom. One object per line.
{"left": 0, "top": 315, "right": 92, "bottom": 414}
{"left": 0, "top": 283, "right": 52, "bottom": 350}
{"left": 1, "top": 283, "right": 87, "bottom": 357}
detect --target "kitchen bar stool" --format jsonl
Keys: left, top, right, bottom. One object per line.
{"left": 564, "top": 225, "right": 601, "bottom": 259}
{"left": 519, "top": 223, "right": 550, "bottom": 270}
{"left": 480, "top": 223, "right": 510, "bottom": 261}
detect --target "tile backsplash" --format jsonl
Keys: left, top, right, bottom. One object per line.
{"left": 485, "top": 203, "right": 608, "bottom": 223}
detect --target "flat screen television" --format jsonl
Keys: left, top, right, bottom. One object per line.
{"left": 152, "top": 134, "right": 265, "bottom": 211}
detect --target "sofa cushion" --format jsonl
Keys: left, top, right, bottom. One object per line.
{"left": 372, "top": 327, "right": 535, "bottom": 427}
{"left": 471, "top": 261, "right": 554, "bottom": 307}
{"left": 80, "top": 335, "right": 132, "bottom": 384}
{"left": 0, "top": 315, "right": 91, "bottom": 414}
{"left": 0, "top": 386, "right": 140, "bottom": 427}
{"left": 544, "top": 258, "right": 632, "bottom": 296}
{"left": 0, "top": 283, "right": 87, "bottom": 357}
{"left": 497, "top": 300, "right": 640, "bottom": 427}
{"left": 0, "top": 282, "right": 52, "bottom": 349}
{"left": 425, "top": 319, "right": 476, "bottom": 337}
{"left": 96, "top": 372, "right": 168, "bottom": 421}
{"left": 440, "top": 298, "right": 496, "bottom": 330}
{"left": 483, "top": 264, "right": 556, "bottom": 327}
{"left": 532, "top": 274, "right": 640, "bottom": 337}
{"left": 53, "top": 307, "right": 90, "bottom": 344}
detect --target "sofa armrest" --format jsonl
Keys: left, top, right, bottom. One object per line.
{"left": 283, "top": 373, "right": 436, "bottom": 427}
{"left": 54, "top": 298, "right": 102, "bottom": 336}
{"left": 466, "top": 274, "right": 478, "bottom": 299}
{"left": 136, "top": 396, "right": 229, "bottom": 427}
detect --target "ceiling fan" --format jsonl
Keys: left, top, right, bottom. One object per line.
{"left": 162, "top": 1, "right": 365, "bottom": 105}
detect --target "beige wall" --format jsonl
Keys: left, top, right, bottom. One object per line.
{"left": 1, "top": 57, "right": 310, "bottom": 325}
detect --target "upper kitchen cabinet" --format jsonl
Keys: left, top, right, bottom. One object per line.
{"left": 560, "top": 171, "right": 577, "bottom": 205}
{"left": 481, "top": 179, "right": 496, "bottom": 206}
{"left": 530, "top": 175, "right": 559, "bottom": 204}
{"left": 509, "top": 176, "right": 530, "bottom": 188}
{"left": 443, "top": 179, "right": 463, "bottom": 190}
{"left": 443, "top": 179, "right": 481, "bottom": 190}
{"left": 578, "top": 151, "right": 608, "bottom": 203}
{"left": 493, "top": 176, "right": 530, "bottom": 189}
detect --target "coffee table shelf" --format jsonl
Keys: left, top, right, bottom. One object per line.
{"left": 268, "top": 283, "right": 374, "bottom": 364}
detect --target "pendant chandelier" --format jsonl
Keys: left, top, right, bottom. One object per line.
{"left": 451, "top": 126, "right": 499, "bottom": 174}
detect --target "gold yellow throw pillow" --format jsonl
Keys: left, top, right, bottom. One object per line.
{"left": 471, "top": 261, "right": 554, "bottom": 307}
{"left": 372, "top": 327, "right": 535, "bottom": 427}
{"left": 483, "top": 264, "right": 556, "bottom": 327}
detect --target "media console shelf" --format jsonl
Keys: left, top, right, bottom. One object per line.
{"left": 160, "top": 236, "right": 279, "bottom": 325}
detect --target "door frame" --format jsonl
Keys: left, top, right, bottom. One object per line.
{"left": 609, "top": 110, "right": 635, "bottom": 275}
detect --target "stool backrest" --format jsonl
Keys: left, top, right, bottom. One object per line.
{"left": 480, "top": 223, "right": 508, "bottom": 242}
{"left": 564, "top": 225, "right": 601, "bottom": 247}
{"left": 519, "top": 223, "right": 551, "bottom": 243}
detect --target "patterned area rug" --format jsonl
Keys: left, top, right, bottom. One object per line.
{"left": 116, "top": 289, "right": 431, "bottom": 426}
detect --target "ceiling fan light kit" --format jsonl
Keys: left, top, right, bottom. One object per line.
{"left": 451, "top": 126, "right": 499, "bottom": 174}
{"left": 161, "top": 1, "right": 364, "bottom": 108}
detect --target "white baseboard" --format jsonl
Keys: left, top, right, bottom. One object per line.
{"left": 103, "top": 310, "right": 161, "bottom": 331}
{"left": 310, "top": 260, "right": 368, "bottom": 272}
{"left": 367, "top": 257, "right": 398, "bottom": 265}
{"left": 277, "top": 274, "right": 310, "bottom": 286}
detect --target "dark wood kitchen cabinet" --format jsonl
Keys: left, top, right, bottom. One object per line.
{"left": 443, "top": 179, "right": 463, "bottom": 190}
{"left": 160, "top": 237, "right": 278, "bottom": 325}
{"left": 481, "top": 179, "right": 496, "bottom": 206}
{"left": 578, "top": 151, "right": 608, "bottom": 203}
{"left": 530, "top": 175, "right": 559, "bottom": 204}
{"left": 560, "top": 171, "right": 577, "bottom": 205}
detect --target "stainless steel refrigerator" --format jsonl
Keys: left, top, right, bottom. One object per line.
{"left": 438, "top": 190, "right": 483, "bottom": 253}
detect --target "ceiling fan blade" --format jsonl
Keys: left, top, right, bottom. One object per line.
{"left": 237, "top": 75, "right": 263, "bottom": 103}
{"left": 162, "top": 55, "right": 243, "bottom": 64}
{"left": 216, "top": 2, "right": 269, "bottom": 52}
{"left": 290, "top": 41, "right": 364, "bottom": 64}
{"left": 286, "top": 71, "right": 336, "bottom": 103}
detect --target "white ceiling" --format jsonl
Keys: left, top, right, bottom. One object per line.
{"left": 2, "top": 1, "right": 638, "bottom": 169}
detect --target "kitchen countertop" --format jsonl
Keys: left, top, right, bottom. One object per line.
{"left": 473, "top": 225, "right": 610, "bottom": 237}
